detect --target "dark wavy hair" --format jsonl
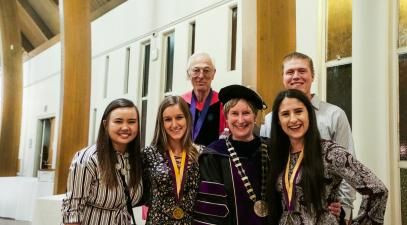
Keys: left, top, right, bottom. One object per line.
{"left": 97, "top": 98, "right": 142, "bottom": 189}
{"left": 151, "top": 96, "right": 199, "bottom": 161}
{"left": 267, "top": 89, "right": 324, "bottom": 224}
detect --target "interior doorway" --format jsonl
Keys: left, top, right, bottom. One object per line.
{"left": 34, "top": 117, "right": 55, "bottom": 176}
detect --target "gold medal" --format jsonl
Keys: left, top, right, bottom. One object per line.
{"left": 172, "top": 206, "right": 185, "bottom": 220}
{"left": 253, "top": 200, "right": 269, "bottom": 217}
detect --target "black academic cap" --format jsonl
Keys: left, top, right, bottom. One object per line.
{"left": 219, "top": 84, "right": 267, "bottom": 110}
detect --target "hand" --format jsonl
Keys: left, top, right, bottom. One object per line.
{"left": 328, "top": 202, "right": 341, "bottom": 217}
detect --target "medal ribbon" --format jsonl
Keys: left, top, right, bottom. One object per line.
{"left": 190, "top": 89, "right": 213, "bottom": 140}
{"left": 225, "top": 136, "right": 268, "bottom": 202}
{"left": 169, "top": 150, "right": 187, "bottom": 196}
{"left": 284, "top": 150, "right": 304, "bottom": 211}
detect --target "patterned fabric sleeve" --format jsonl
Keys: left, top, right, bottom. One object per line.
{"left": 61, "top": 148, "right": 97, "bottom": 223}
{"left": 331, "top": 108, "right": 357, "bottom": 218}
{"left": 140, "top": 146, "right": 152, "bottom": 206}
{"left": 323, "top": 141, "right": 388, "bottom": 225}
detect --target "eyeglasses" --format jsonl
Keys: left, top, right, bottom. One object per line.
{"left": 189, "top": 67, "right": 214, "bottom": 78}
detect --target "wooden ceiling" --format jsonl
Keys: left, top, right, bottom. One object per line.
{"left": 17, "top": 0, "right": 126, "bottom": 54}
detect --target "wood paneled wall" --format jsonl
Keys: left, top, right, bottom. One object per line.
{"left": 0, "top": 0, "right": 23, "bottom": 176}
{"left": 257, "top": 0, "right": 296, "bottom": 114}
{"left": 54, "top": 0, "right": 91, "bottom": 194}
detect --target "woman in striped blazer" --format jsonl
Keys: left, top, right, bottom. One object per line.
{"left": 62, "top": 98, "right": 143, "bottom": 225}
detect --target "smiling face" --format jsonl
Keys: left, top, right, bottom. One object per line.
{"left": 282, "top": 58, "right": 314, "bottom": 99}
{"left": 105, "top": 107, "right": 139, "bottom": 153}
{"left": 187, "top": 54, "right": 216, "bottom": 94}
{"left": 163, "top": 104, "right": 187, "bottom": 144}
{"left": 278, "top": 97, "right": 309, "bottom": 147}
{"left": 226, "top": 99, "right": 256, "bottom": 142}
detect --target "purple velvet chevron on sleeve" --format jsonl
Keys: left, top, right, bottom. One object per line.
{"left": 194, "top": 181, "right": 229, "bottom": 218}
{"left": 198, "top": 181, "right": 227, "bottom": 197}
{"left": 195, "top": 200, "right": 229, "bottom": 218}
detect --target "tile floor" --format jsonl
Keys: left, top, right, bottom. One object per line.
{"left": 0, "top": 218, "right": 30, "bottom": 225}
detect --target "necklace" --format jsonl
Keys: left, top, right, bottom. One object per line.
{"left": 167, "top": 149, "right": 188, "bottom": 220}
{"left": 115, "top": 152, "right": 130, "bottom": 177}
{"left": 283, "top": 150, "right": 303, "bottom": 212}
{"left": 225, "top": 136, "right": 269, "bottom": 217}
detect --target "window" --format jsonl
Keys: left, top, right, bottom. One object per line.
{"left": 164, "top": 31, "right": 175, "bottom": 94}
{"left": 140, "top": 42, "right": 151, "bottom": 148}
{"left": 400, "top": 54, "right": 407, "bottom": 160}
{"left": 189, "top": 22, "right": 196, "bottom": 56}
{"left": 230, "top": 6, "right": 237, "bottom": 71}
{"left": 325, "top": 0, "right": 352, "bottom": 123}
{"left": 103, "top": 55, "right": 110, "bottom": 98}
{"left": 399, "top": 0, "right": 407, "bottom": 161}
{"left": 124, "top": 47, "right": 131, "bottom": 94}
{"left": 326, "top": 0, "right": 352, "bottom": 61}
{"left": 326, "top": 63, "right": 352, "bottom": 125}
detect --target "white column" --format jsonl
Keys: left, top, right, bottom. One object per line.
{"left": 296, "top": 0, "right": 322, "bottom": 95}
{"left": 352, "top": 0, "right": 392, "bottom": 223}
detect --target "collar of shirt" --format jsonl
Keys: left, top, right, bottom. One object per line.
{"left": 311, "top": 94, "right": 321, "bottom": 111}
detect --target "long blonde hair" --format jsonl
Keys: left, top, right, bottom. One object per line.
{"left": 151, "top": 96, "right": 199, "bottom": 161}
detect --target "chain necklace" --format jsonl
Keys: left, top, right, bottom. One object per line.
{"left": 225, "top": 136, "right": 269, "bottom": 217}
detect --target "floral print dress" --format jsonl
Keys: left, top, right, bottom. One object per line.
{"left": 142, "top": 145, "right": 201, "bottom": 225}
{"left": 276, "top": 140, "right": 388, "bottom": 225}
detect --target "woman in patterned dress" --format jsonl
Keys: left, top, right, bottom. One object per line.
{"left": 267, "top": 89, "right": 388, "bottom": 225}
{"left": 142, "top": 96, "right": 202, "bottom": 225}
{"left": 62, "top": 98, "right": 143, "bottom": 225}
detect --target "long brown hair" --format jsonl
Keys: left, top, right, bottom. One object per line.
{"left": 97, "top": 98, "right": 142, "bottom": 188}
{"left": 151, "top": 96, "right": 199, "bottom": 161}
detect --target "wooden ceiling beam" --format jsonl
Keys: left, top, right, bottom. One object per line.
{"left": 21, "top": 33, "right": 35, "bottom": 52}
{"left": 91, "top": 0, "right": 126, "bottom": 20}
{"left": 18, "top": 0, "right": 54, "bottom": 38}
{"left": 0, "top": 0, "right": 23, "bottom": 176}
{"left": 27, "top": 0, "right": 59, "bottom": 34}
{"left": 23, "top": 34, "right": 60, "bottom": 61}
{"left": 18, "top": 0, "right": 127, "bottom": 58}
{"left": 17, "top": 0, "right": 48, "bottom": 48}
{"left": 91, "top": 0, "right": 108, "bottom": 11}
{"left": 54, "top": 0, "right": 91, "bottom": 194}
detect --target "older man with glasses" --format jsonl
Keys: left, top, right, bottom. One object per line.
{"left": 181, "top": 52, "right": 227, "bottom": 146}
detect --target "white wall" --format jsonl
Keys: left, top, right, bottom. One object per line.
{"left": 296, "top": 0, "right": 321, "bottom": 95}
{"left": 90, "top": 0, "right": 242, "bottom": 146}
{"left": 19, "top": 43, "right": 61, "bottom": 177}
{"left": 240, "top": 0, "right": 256, "bottom": 88}
{"left": 352, "top": 0, "right": 392, "bottom": 223}
{"left": 20, "top": 0, "right": 244, "bottom": 178}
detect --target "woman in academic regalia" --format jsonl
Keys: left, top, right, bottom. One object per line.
{"left": 193, "top": 85, "right": 270, "bottom": 225}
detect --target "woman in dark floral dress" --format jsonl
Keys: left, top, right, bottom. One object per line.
{"left": 142, "top": 96, "right": 202, "bottom": 225}
{"left": 267, "top": 89, "right": 388, "bottom": 225}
